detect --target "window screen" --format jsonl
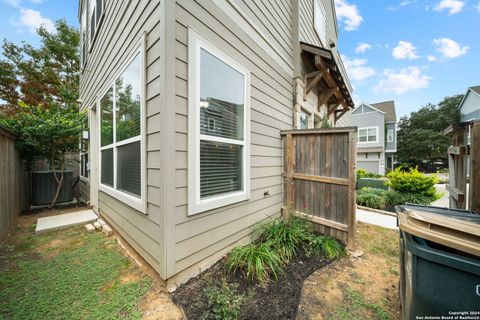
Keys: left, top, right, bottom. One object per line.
{"left": 200, "top": 141, "right": 242, "bottom": 198}
{"left": 198, "top": 48, "right": 245, "bottom": 199}
{"left": 117, "top": 141, "right": 141, "bottom": 196}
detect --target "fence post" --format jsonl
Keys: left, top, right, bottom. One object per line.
{"left": 470, "top": 123, "right": 480, "bottom": 213}
{"left": 346, "top": 131, "right": 357, "bottom": 251}
{"left": 284, "top": 133, "right": 295, "bottom": 221}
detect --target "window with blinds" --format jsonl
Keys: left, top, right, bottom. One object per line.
{"left": 99, "top": 53, "right": 143, "bottom": 204}
{"left": 188, "top": 29, "right": 250, "bottom": 215}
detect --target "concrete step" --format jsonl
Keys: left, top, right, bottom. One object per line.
{"left": 35, "top": 209, "right": 98, "bottom": 235}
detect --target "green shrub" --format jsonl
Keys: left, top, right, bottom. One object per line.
{"left": 385, "top": 190, "right": 436, "bottom": 206}
{"left": 357, "top": 169, "right": 382, "bottom": 179}
{"left": 356, "top": 188, "right": 388, "bottom": 210}
{"left": 308, "top": 236, "right": 347, "bottom": 259}
{"left": 386, "top": 167, "right": 438, "bottom": 196}
{"left": 357, "top": 178, "right": 388, "bottom": 190}
{"left": 226, "top": 242, "right": 284, "bottom": 283}
{"left": 202, "top": 280, "right": 246, "bottom": 320}
{"left": 260, "top": 218, "right": 312, "bottom": 262}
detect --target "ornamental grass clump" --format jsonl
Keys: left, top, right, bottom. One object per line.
{"left": 226, "top": 217, "right": 347, "bottom": 284}
{"left": 225, "top": 242, "right": 284, "bottom": 283}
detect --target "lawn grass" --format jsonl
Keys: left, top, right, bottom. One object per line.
{"left": 0, "top": 224, "right": 152, "bottom": 320}
{"left": 328, "top": 286, "right": 391, "bottom": 320}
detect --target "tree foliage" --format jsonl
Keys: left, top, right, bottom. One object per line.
{"left": 396, "top": 94, "right": 462, "bottom": 165}
{"left": 0, "top": 102, "right": 86, "bottom": 205}
{"left": 0, "top": 20, "right": 79, "bottom": 113}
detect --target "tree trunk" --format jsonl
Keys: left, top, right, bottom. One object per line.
{"left": 50, "top": 157, "right": 65, "bottom": 207}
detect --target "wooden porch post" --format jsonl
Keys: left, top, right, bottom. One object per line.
{"left": 284, "top": 133, "right": 295, "bottom": 221}
{"left": 470, "top": 123, "right": 480, "bottom": 213}
{"left": 347, "top": 131, "right": 357, "bottom": 251}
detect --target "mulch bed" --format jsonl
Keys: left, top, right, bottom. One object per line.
{"left": 171, "top": 250, "right": 333, "bottom": 319}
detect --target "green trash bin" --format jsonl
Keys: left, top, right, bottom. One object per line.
{"left": 396, "top": 204, "right": 480, "bottom": 320}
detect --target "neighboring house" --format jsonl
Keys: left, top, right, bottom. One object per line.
{"left": 458, "top": 86, "right": 480, "bottom": 124}
{"left": 456, "top": 86, "right": 480, "bottom": 176}
{"left": 77, "top": 0, "right": 353, "bottom": 288}
{"left": 342, "top": 101, "right": 397, "bottom": 175}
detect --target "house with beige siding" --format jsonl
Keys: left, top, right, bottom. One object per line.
{"left": 78, "top": 0, "right": 353, "bottom": 289}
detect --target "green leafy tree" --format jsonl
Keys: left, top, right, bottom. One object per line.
{"left": 397, "top": 95, "right": 462, "bottom": 165}
{"left": 0, "top": 20, "right": 79, "bottom": 113}
{"left": 0, "top": 103, "right": 86, "bottom": 206}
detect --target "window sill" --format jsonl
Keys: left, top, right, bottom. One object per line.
{"left": 188, "top": 190, "right": 250, "bottom": 216}
{"left": 99, "top": 184, "right": 146, "bottom": 214}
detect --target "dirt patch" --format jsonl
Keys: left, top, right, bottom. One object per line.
{"left": 141, "top": 289, "right": 185, "bottom": 320}
{"left": 171, "top": 250, "right": 333, "bottom": 320}
{"left": 297, "top": 223, "right": 400, "bottom": 320}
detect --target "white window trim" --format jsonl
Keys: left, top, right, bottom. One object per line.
{"left": 79, "top": 136, "right": 89, "bottom": 183}
{"left": 298, "top": 109, "right": 311, "bottom": 129}
{"left": 187, "top": 28, "right": 251, "bottom": 216}
{"left": 97, "top": 37, "right": 147, "bottom": 213}
{"left": 358, "top": 126, "right": 379, "bottom": 144}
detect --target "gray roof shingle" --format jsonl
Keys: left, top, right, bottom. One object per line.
{"left": 370, "top": 100, "right": 397, "bottom": 123}
{"left": 470, "top": 86, "right": 480, "bottom": 95}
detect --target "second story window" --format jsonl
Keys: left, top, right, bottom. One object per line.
{"left": 358, "top": 127, "right": 378, "bottom": 143}
{"left": 89, "top": 0, "right": 104, "bottom": 46}
{"left": 314, "top": 0, "right": 327, "bottom": 46}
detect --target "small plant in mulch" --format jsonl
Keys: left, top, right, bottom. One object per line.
{"left": 172, "top": 217, "right": 347, "bottom": 319}
{"left": 201, "top": 279, "right": 249, "bottom": 320}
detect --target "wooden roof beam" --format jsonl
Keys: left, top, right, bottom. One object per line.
{"left": 318, "top": 87, "right": 338, "bottom": 110}
{"left": 304, "top": 70, "right": 325, "bottom": 97}
{"left": 335, "top": 108, "right": 349, "bottom": 123}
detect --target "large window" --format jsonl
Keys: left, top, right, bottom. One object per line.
{"left": 99, "top": 52, "right": 145, "bottom": 212}
{"left": 358, "top": 127, "right": 378, "bottom": 143}
{"left": 314, "top": 0, "right": 327, "bottom": 46}
{"left": 188, "top": 29, "right": 250, "bottom": 216}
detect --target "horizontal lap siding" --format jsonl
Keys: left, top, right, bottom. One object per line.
{"left": 173, "top": 0, "right": 293, "bottom": 274}
{"left": 79, "top": 0, "right": 163, "bottom": 271}
{"left": 78, "top": 180, "right": 89, "bottom": 202}
{"left": 233, "top": 0, "right": 293, "bottom": 65}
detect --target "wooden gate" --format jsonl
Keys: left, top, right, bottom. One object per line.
{"left": 445, "top": 122, "right": 480, "bottom": 212}
{"left": 281, "top": 127, "right": 357, "bottom": 250}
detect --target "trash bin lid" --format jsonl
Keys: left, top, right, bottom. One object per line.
{"left": 396, "top": 204, "right": 480, "bottom": 257}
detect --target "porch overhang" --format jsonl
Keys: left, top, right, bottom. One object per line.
{"left": 300, "top": 42, "right": 354, "bottom": 122}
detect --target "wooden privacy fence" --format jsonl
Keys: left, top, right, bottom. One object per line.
{"left": 0, "top": 127, "right": 26, "bottom": 242}
{"left": 281, "top": 127, "right": 357, "bottom": 250}
{"left": 445, "top": 122, "right": 480, "bottom": 212}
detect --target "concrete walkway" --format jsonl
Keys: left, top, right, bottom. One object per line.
{"left": 35, "top": 209, "right": 98, "bottom": 234}
{"left": 356, "top": 207, "right": 398, "bottom": 230}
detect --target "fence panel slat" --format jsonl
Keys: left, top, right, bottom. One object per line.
{"left": 281, "top": 128, "right": 357, "bottom": 249}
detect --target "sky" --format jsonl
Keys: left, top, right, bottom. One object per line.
{"left": 0, "top": 0, "right": 478, "bottom": 119}
{"left": 335, "top": 0, "right": 480, "bottom": 118}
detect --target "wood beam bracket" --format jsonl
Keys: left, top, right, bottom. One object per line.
{"left": 304, "top": 70, "right": 325, "bottom": 98}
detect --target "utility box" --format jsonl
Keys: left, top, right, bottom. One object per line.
{"left": 31, "top": 171, "right": 73, "bottom": 206}
{"left": 396, "top": 204, "right": 480, "bottom": 319}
